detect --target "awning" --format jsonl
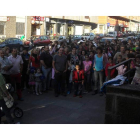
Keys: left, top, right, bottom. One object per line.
{"left": 50, "top": 18, "right": 97, "bottom": 30}
{"left": 109, "top": 16, "right": 140, "bottom": 23}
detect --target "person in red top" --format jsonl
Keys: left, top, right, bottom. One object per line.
{"left": 28, "top": 48, "right": 40, "bottom": 69}
{"left": 105, "top": 57, "right": 115, "bottom": 81}
{"left": 72, "top": 64, "right": 84, "bottom": 98}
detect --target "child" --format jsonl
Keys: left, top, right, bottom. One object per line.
{"left": 105, "top": 57, "right": 115, "bottom": 81}
{"left": 35, "top": 68, "right": 43, "bottom": 95}
{"left": 116, "top": 61, "right": 127, "bottom": 75}
{"left": 83, "top": 55, "right": 92, "bottom": 92}
{"left": 131, "top": 54, "right": 140, "bottom": 85}
{"left": 28, "top": 67, "right": 36, "bottom": 94}
{"left": 72, "top": 65, "right": 84, "bottom": 98}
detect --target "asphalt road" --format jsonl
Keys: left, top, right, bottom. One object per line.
{"left": 12, "top": 89, "right": 106, "bottom": 124}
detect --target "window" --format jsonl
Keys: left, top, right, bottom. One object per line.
{"left": 16, "top": 22, "right": 25, "bottom": 34}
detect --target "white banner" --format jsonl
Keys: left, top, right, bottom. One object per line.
{"left": 0, "top": 16, "right": 7, "bottom": 21}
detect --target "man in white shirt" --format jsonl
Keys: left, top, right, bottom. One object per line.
{"left": 8, "top": 48, "right": 24, "bottom": 101}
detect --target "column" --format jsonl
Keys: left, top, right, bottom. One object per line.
{"left": 64, "top": 23, "right": 68, "bottom": 37}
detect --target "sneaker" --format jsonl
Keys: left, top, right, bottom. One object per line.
{"left": 92, "top": 90, "right": 98, "bottom": 95}
{"left": 99, "top": 92, "right": 104, "bottom": 96}
{"left": 39, "top": 92, "right": 42, "bottom": 95}
{"left": 73, "top": 94, "right": 77, "bottom": 97}
{"left": 79, "top": 95, "right": 82, "bottom": 98}
{"left": 67, "top": 91, "right": 70, "bottom": 94}
{"left": 15, "top": 122, "right": 20, "bottom": 124}
{"left": 36, "top": 93, "right": 39, "bottom": 96}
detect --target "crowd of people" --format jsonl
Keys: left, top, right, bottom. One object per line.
{"left": 0, "top": 36, "right": 140, "bottom": 123}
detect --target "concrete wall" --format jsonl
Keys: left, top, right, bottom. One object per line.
{"left": 5, "top": 16, "right": 16, "bottom": 38}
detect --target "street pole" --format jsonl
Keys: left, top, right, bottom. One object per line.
{"left": 25, "top": 16, "right": 27, "bottom": 40}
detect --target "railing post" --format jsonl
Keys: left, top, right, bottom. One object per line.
{"left": 108, "top": 68, "right": 111, "bottom": 80}
{"left": 127, "top": 60, "right": 131, "bottom": 84}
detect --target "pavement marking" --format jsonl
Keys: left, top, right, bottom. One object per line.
{"left": 37, "top": 115, "right": 63, "bottom": 124}
{"left": 23, "top": 102, "right": 54, "bottom": 112}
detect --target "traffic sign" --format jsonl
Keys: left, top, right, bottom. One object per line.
{"left": 107, "top": 23, "right": 110, "bottom": 27}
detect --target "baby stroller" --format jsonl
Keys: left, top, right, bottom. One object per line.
{"left": 0, "top": 83, "right": 24, "bottom": 120}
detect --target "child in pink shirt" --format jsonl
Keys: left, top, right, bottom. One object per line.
{"left": 83, "top": 55, "right": 92, "bottom": 92}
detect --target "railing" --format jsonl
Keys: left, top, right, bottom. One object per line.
{"left": 108, "top": 58, "right": 133, "bottom": 83}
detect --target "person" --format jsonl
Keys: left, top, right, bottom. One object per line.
{"left": 40, "top": 46, "right": 53, "bottom": 91}
{"left": 53, "top": 47, "right": 67, "bottom": 97}
{"left": 28, "top": 67, "right": 36, "bottom": 94}
{"left": 0, "top": 72, "right": 14, "bottom": 124}
{"left": 35, "top": 68, "right": 43, "bottom": 95}
{"left": 21, "top": 48, "right": 30, "bottom": 90}
{"left": 3, "top": 47, "right": 10, "bottom": 57}
{"left": 0, "top": 49, "right": 13, "bottom": 83}
{"left": 131, "top": 54, "right": 140, "bottom": 85}
{"left": 93, "top": 47, "right": 106, "bottom": 96}
{"left": 20, "top": 34, "right": 25, "bottom": 41}
{"left": 83, "top": 54, "right": 92, "bottom": 93}
{"left": 72, "top": 64, "right": 84, "bottom": 98}
{"left": 67, "top": 47, "right": 81, "bottom": 94}
{"left": 28, "top": 48, "right": 40, "bottom": 69}
{"left": 113, "top": 46, "right": 127, "bottom": 63}
{"left": 8, "top": 48, "right": 23, "bottom": 101}
{"left": 116, "top": 55, "right": 122, "bottom": 64}
{"left": 105, "top": 57, "right": 115, "bottom": 81}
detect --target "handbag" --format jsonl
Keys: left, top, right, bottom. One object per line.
{"left": 0, "top": 87, "right": 14, "bottom": 108}
{"left": 3, "top": 94, "right": 14, "bottom": 108}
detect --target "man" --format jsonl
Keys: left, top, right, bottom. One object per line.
{"left": 113, "top": 46, "right": 127, "bottom": 63}
{"left": 8, "top": 48, "right": 24, "bottom": 101}
{"left": 0, "top": 49, "right": 13, "bottom": 83}
{"left": 40, "top": 46, "right": 53, "bottom": 91}
{"left": 53, "top": 47, "right": 67, "bottom": 97}
{"left": 21, "top": 48, "right": 30, "bottom": 90}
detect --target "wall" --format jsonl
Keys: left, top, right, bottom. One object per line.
{"left": 26, "top": 16, "right": 31, "bottom": 39}
{"left": 5, "top": 16, "right": 16, "bottom": 38}
{"left": 105, "top": 85, "right": 140, "bottom": 124}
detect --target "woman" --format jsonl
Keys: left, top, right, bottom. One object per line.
{"left": 93, "top": 47, "right": 106, "bottom": 96}
{"left": 28, "top": 48, "right": 40, "bottom": 70}
{"left": 3, "top": 47, "right": 10, "bottom": 57}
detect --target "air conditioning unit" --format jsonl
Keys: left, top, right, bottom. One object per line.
{"left": 0, "top": 35, "right": 6, "bottom": 39}
{"left": 16, "top": 35, "right": 23, "bottom": 39}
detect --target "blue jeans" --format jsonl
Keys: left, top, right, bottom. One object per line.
{"left": 42, "top": 66, "right": 52, "bottom": 90}
{"left": 94, "top": 70, "right": 103, "bottom": 91}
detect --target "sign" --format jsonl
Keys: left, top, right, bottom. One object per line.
{"left": 107, "top": 23, "right": 110, "bottom": 27}
{"left": 0, "top": 16, "right": 7, "bottom": 21}
{"left": 32, "top": 16, "right": 44, "bottom": 21}
{"left": 7, "top": 17, "right": 10, "bottom": 21}
{"left": 46, "top": 18, "right": 50, "bottom": 22}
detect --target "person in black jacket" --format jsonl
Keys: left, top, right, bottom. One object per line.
{"left": 21, "top": 48, "right": 30, "bottom": 90}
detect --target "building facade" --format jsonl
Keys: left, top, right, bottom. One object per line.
{"left": 45, "top": 16, "right": 98, "bottom": 37}
{"left": 96, "top": 16, "right": 140, "bottom": 34}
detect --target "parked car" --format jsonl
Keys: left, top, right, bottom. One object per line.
{"left": 24, "top": 35, "right": 52, "bottom": 47}
{"left": 100, "top": 37, "right": 123, "bottom": 43}
{"left": 0, "top": 38, "right": 24, "bottom": 52}
{"left": 106, "top": 31, "right": 117, "bottom": 38}
{"left": 100, "top": 37, "right": 116, "bottom": 43}
{"left": 67, "top": 35, "right": 81, "bottom": 43}
{"left": 81, "top": 33, "right": 95, "bottom": 40}
{"left": 57, "top": 36, "right": 67, "bottom": 43}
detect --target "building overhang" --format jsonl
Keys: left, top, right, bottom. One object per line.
{"left": 109, "top": 16, "right": 140, "bottom": 23}
{"left": 50, "top": 18, "right": 97, "bottom": 30}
